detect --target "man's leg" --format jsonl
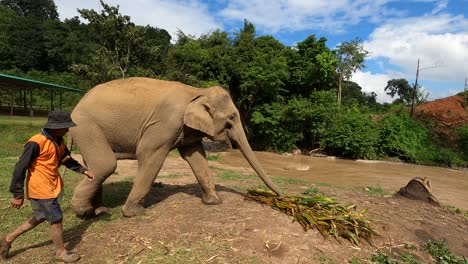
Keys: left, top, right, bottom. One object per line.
{"left": 6, "top": 217, "right": 44, "bottom": 243}
{"left": 50, "top": 220, "right": 80, "bottom": 263}
{"left": 1, "top": 217, "right": 44, "bottom": 259}
{"left": 50, "top": 219, "right": 66, "bottom": 256}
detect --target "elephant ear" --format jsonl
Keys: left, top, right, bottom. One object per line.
{"left": 184, "top": 95, "right": 215, "bottom": 137}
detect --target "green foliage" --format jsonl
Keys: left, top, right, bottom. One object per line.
{"left": 206, "top": 154, "right": 219, "bottom": 161}
{"left": 377, "top": 112, "right": 429, "bottom": 162}
{"left": 385, "top": 78, "right": 413, "bottom": 105}
{"left": 246, "top": 189, "right": 376, "bottom": 245}
{"left": 359, "top": 186, "right": 390, "bottom": 196}
{"left": 445, "top": 206, "right": 468, "bottom": 218}
{"left": 75, "top": 0, "right": 146, "bottom": 83}
{"left": 371, "top": 252, "right": 395, "bottom": 264}
{"left": 0, "top": 0, "right": 59, "bottom": 20}
{"left": 0, "top": 115, "right": 46, "bottom": 157}
{"left": 303, "top": 187, "right": 323, "bottom": 196}
{"left": 286, "top": 35, "right": 337, "bottom": 96}
{"left": 320, "top": 109, "right": 379, "bottom": 159}
{"left": 424, "top": 240, "right": 468, "bottom": 264}
{"left": 335, "top": 37, "right": 369, "bottom": 105}
{"left": 250, "top": 91, "right": 337, "bottom": 152}
{"left": 456, "top": 125, "right": 468, "bottom": 156}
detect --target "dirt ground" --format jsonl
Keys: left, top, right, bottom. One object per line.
{"left": 24, "top": 151, "right": 463, "bottom": 264}
{"left": 5, "top": 95, "right": 467, "bottom": 263}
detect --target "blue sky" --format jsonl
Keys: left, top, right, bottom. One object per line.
{"left": 55, "top": 0, "right": 468, "bottom": 103}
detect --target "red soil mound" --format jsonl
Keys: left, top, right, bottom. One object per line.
{"left": 415, "top": 95, "right": 467, "bottom": 143}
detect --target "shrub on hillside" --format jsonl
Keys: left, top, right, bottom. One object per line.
{"left": 250, "top": 91, "right": 338, "bottom": 152}
{"left": 320, "top": 110, "right": 379, "bottom": 159}
{"left": 377, "top": 113, "right": 429, "bottom": 162}
{"left": 456, "top": 125, "right": 468, "bottom": 156}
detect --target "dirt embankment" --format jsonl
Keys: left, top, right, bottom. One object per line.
{"left": 415, "top": 95, "right": 467, "bottom": 144}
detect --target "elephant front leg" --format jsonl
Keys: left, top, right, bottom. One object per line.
{"left": 122, "top": 149, "right": 168, "bottom": 217}
{"left": 179, "top": 142, "right": 222, "bottom": 205}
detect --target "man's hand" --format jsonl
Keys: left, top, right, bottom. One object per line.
{"left": 11, "top": 197, "right": 24, "bottom": 209}
{"left": 84, "top": 170, "right": 95, "bottom": 181}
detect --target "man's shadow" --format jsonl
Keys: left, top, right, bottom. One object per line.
{"left": 9, "top": 180, "right": 243, "bottom": 257}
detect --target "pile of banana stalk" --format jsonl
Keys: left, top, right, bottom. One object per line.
{"left": 245, "top": 189, "right": 376, "bottom": 245}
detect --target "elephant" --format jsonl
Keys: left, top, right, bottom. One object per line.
{"left": 69, "top": 77, "right": 283, "bottom": 217}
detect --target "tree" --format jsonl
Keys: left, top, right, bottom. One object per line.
{"left": 285, "top": 35, "right": 337, "bottom": 97}
{"left": 0, "top": 4, "right": 16, "bottom": 69}
{"left": 0, "top": 0, "right": 58, "bottom": 20}
{"left": 335, "top": 37, "right": 369, "bottom": 105}
{"left": 136, "top": 25, "right": 171, "bottom": 76}
{"left": 227, "top": 20, "right": 257, "bottom": 125}
{"left": 228, "top": 21, "right": 289, "bottom": 127}
{"left": 385, "top": 78, "right": 428, "bottom": 106}
{"left": 77, "top": 0, "right": 144, "bottom": 80}
{"left": 385, "top": 78, "right": 413, "bottom": 105}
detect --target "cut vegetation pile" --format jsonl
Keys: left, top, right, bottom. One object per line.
{"left": 244, "top": 189, "right": 376, "bottom": 245}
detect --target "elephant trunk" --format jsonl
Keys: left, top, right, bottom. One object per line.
{"left": 228, "top": 128, "right": 283, "bottom": 198}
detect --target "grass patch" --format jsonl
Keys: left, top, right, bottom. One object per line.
{"left": 0, "top": 116, "right": 47, "bottom": 158}
{"left": 158, "top": 174, "right": 185, "bottom": 179}
{"left": 303, "top": 187, "right": 323, "bottom": 196}
{"left": 206, "top": 153, "right": 220, "bottom": 161}
{"left": 370, "top": 251, "right": 423, "bottom": 264}
{"left": 445, "top": 205, "right": 468, "bottom": 218}
{"left": 357, "top": 186, "right": 391, "bottom": 196}
{"left": 272, "top": 176, "right": 310, "bottom": 186}
{"left": 424, "top": 240, "right": 468, "bottom": 264}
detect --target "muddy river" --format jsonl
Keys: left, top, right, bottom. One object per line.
{"left": 218, "top": 150, "right": 468, "bottom": 210}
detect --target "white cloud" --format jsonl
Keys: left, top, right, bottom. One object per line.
{"left": 218, "top": 0, "right": 451, "bottom": 33}
{"left": 364, "top": 14, "right": 468, "bottom": 82}
{"left": 55, "top": 0, "right": 222, "bottom": 39}
{"left": 219, "top": 0, "right": 393, "bottom": 33}
{"left": 352, "top": 70, "right": 395, "bottom": 103}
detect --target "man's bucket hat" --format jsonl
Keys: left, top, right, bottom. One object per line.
{"left": 43, "top": 111, "right": 77, "bottom": 129}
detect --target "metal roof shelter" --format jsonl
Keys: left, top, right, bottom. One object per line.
{"left": 0, "top": 73, "right": 84, "bottom": 116}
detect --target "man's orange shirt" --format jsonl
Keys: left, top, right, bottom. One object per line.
{"left": 26, "top": 134, "right": 66, "bottom": 199}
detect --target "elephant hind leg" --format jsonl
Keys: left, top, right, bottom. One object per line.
{"left": 71, "top": 124, "right": 117, "bottom": 217}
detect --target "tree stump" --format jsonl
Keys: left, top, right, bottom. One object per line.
{"left": 395, "top": 177, "right": 440, "bottom": 206}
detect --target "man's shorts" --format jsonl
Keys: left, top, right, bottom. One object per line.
{"left": 30, "top": 198, "right": 63, "bottom": 223}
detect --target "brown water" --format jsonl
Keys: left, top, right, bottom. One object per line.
{"left": 219, "top": 150, "right": 468, "bottom": 210}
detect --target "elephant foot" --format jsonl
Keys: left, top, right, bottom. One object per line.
{"left": 122, "top": 202, "right": 145, "bottom": 217}
{"left": 71, "top": 203, "right": 96, "bottom": 219}
{"left": 201, "top": 193, "right": 222, "bottom": 205}
{"left": 95, "top": 206, "right": 109, "bottom": 216}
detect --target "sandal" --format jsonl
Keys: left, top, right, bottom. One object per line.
{"left": 0, "top": 237, "right": 11, "bottom": 259}
{"left": 55, "top": 251, "right": 81, "bottom": 263}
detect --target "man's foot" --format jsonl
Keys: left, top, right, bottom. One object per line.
{"left": 55, "top": 251, "right": 80, "bottom": 263}
{"left": 0, "top": 237, "right": 11, "bottom": 260}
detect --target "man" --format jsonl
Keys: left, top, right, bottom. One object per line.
{"left": 0, "top": 111, "right": 95, "bottom": 263}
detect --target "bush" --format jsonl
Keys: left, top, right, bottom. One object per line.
{"left": 250, "top": 91, "right": 338, "bottom": 152}
{"left": 320, "top": 109, "right": 379, "bottom": 159}
{"left": 456, "top": 125, "right": 468, "bottom": 156}
{"left": 377, "top": 112, "right": 429, "bottom": 162}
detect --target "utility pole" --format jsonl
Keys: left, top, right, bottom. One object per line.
{"left": 464, "top": 77, "right": 467, "bottom": 107}
{"left": 410, "top": 59, "right": 440, "bottom": 117}
{"left": 410, "top": 59, "right": 420, "bottom": 117}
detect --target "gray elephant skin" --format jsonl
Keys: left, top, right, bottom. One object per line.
{"left": 69, "top": 77, "right": 282, "bottom": 217}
